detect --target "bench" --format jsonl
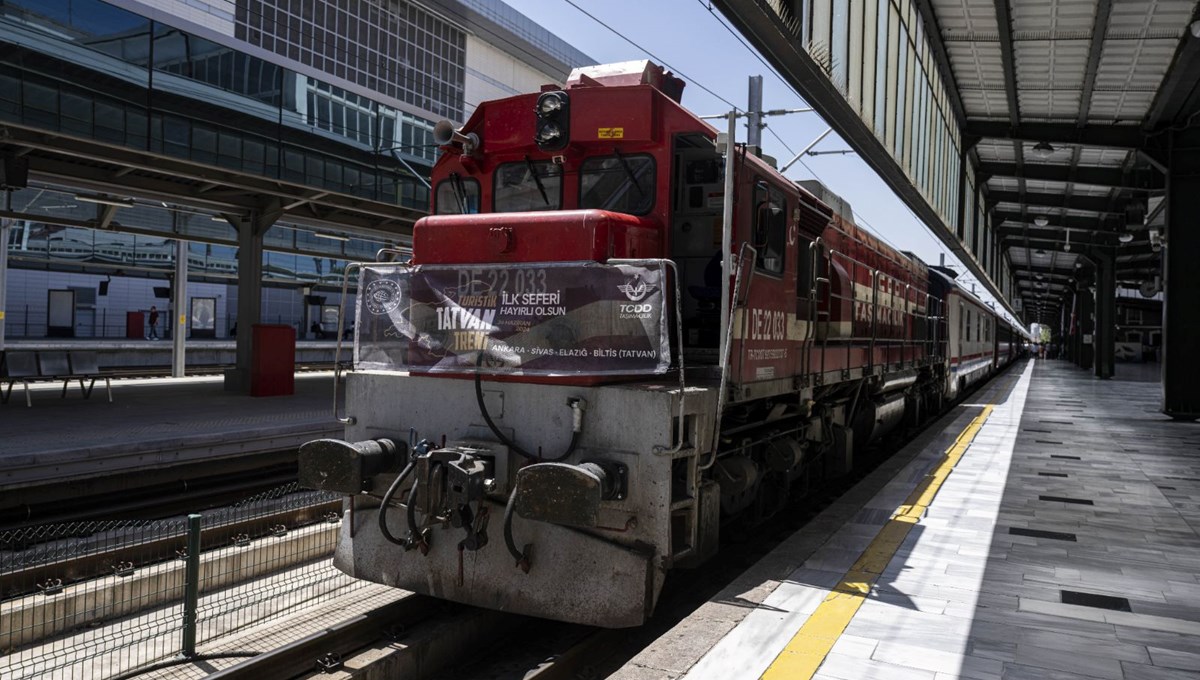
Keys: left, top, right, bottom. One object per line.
{"left": 1, "top": 350, "right": 113, "bottom": 407}
{"left": 1, "top": 351, "right": 39, "bottom": 407}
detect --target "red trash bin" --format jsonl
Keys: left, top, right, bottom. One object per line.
{"left": 126, "top": 311, "right": 145, "bottom": 339}
{"left": 250, "top": 324, "right": 296, "bottom": 397}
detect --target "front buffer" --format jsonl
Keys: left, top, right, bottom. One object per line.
{"left": 305, "top": 371, "right": 716, "bottom": 628}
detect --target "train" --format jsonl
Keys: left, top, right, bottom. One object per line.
{"left": 298, "top": 60, "right": 1027, "bottom": 628}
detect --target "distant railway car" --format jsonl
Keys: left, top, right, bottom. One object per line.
{"left": 299, "top": 61, "right": 1028, "bottom": 628}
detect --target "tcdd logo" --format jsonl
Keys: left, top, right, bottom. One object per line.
{"left": 364, "top": 278, "right": 403, "bottom": 315}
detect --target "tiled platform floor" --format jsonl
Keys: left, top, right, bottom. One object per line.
{"left": 618, "top": 359, "right": 1200, "bottom": 680}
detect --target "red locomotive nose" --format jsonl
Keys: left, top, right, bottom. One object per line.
{"left": 412, "top": 209, "right": 662, "bottom": 265}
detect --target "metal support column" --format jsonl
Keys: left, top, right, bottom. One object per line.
{"left": 224, "top": 205, "right": 281, "bottom": 393}
{"left": 172, "top": 237, "right": 188, "bottom": 378}
{"left": 746, "top": 75, "right": 763, "bottom": 153}
{"left": 0, "top": 216, "right": 10, "bottom": 352}
{"left": 181, "top": 513, "right": 201, "bottom": 658}
{"left": 1077, "top": 281, "right": 1095, "bottom": 371}
{"left": 1070, "top": 292, "right": 1080, "bottom": 366}
{"left": 1093, "top": 250, "right": 1115, "bottom": 379}
{"left": 1163, "top": 133, "right": 1200, "bottom": 420}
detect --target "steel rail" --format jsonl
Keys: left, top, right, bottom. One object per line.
{"left": 205, "top": 596, "right": 443, "bottom": 680}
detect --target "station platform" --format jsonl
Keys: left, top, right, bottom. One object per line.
{"left": 618, "top": 359, "right": 1200, "bottom": 680}
{"left": 0, "top": 373, "right": 343, "bottom": 511}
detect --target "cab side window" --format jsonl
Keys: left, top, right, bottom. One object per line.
{"left": 753, "top": 180, "right": 786, "bottom": 275}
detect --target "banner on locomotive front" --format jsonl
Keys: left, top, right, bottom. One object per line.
{"left": 354, "top": 261, "right": 671, "bottom": 376}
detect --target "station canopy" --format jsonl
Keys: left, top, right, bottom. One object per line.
{"left": 714, "top": 0, "right": 1200, "bottom": 325}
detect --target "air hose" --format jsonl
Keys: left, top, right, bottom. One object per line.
{"left": 406, "top": 476, "right": 426, "bottom": 551}
{"left": 377, "top": 459, "right": 416, "bottom": 546}
{"left": 473, "top": 353, "right": 582, "bottom": 462}
{"left": 475, "top": 351, "right": 585, "bottom": 573}
{"left": 502, "top": 486, "right": 530, "bottom": 572}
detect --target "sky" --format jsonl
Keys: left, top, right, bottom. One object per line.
{"left": 500, "top": 0, "right": 1010, "bottom": 319}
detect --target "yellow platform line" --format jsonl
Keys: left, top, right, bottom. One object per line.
{"left": 760, "top": 404, "right": 995, "bottom": 680}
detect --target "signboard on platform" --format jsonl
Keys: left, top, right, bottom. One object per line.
{"left": 354, "top": 261, "right": 670, "bottom": 376}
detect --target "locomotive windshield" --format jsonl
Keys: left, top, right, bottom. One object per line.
{"left": 579, "top": 154, "right": 655, "bottom": 215}
{"left": 494, "top": 159, "right": 562, "bottom": 212}
{"left": 435, "top": 174, "right": 480, "bottom": 214}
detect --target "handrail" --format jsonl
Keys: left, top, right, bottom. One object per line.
{"left": 805, "top": 238, "right": 825, "bottom": 380}
{"left": 869, "top": 268, "right": 879, "bottom": 371}
{"left": 816, "top": 242, "right": 834, "bottom": 377}
{"left": 332, "top": 261, "right": 367, "bottom": 425}
{"left": 374, "top": 247, "right": 410, "bottom": 263}
{"left": 702, "top": 242, "right": 756, "bottom": 471}
{"left": 606, "top": 258, "right": 688, "bottom": 457}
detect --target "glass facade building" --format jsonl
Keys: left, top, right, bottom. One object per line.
{"left": 0, "top": 0, "right": 592, "bottom": 339}
{"left": 238, "top": 0, "right": 467, "bottom": 120}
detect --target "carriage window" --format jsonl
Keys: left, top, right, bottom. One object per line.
{"left": 580, "top": 154, "right": 655, "bottom": 214}
{"left": 435, "top": 176, "right": 480, "bottom": 214}
{"left": 753, "top": 180, "right": 786, "bottom": 274}
{"left": 494, "top": 159, "right": 561, "bottom": 212}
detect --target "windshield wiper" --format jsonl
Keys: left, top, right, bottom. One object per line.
{"left": 613, "top": 148, "right": 645, "bottom": 198}
{"left": 449, "top": 172, "right": 469, "bottom": 213}
{"left": 523, "top": 156, "right": 550, "bottom": 206}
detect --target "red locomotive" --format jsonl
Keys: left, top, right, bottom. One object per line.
{"left": 300, "top": 61, "right": 1025, "bottom": 628}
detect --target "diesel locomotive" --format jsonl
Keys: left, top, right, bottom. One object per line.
{"left": 299, "top": 60, "right": 1025, "bottom": 628}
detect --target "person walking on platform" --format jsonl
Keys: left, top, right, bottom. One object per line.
{"left": 148, "top": 305, "right": 159, "bottom": 340}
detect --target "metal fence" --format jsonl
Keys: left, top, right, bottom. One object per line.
{"left": 0, "top": 484, "right": 368, "bottom": 679}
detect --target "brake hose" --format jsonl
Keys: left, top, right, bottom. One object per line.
{"left": 406, "top": 476, "right": 423, "bottom": 548}
{"left": 474, "top": 353, "right": 580, "bottom": 462}
{"left": 502, "top": 486, "right": 530, "bottom": 572}
{"left": 377, "top": 460, "right": 416, "bottom": 546}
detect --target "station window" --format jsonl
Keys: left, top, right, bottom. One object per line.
{"left": 435, "top": 175, "right": 479, "bottom": 214}
{"left": 494, "top": 160, "right": 561, "bottom": 212}
{"left": 579, "top": 154, "right": 655, "bottom": 215}
{"left": 753, "top": 179, "right": 786, "bottom": 275}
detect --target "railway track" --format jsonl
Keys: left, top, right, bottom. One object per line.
{"left": 0, "top": 457, "right": 305, "bottom": 531}
{"left": 204, "top": 596, "right": 446, "bottom": 680}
